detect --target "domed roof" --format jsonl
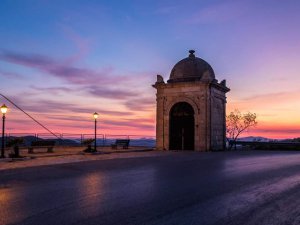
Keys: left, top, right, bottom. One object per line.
{"left": 168, "top": 50, "right": 215, "bottom": 83}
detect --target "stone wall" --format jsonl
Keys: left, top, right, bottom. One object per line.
{"left": 154, "top": 79, "right": 228, "bottom": 151}
{"left": 210, "top": 87, "right": 227, "bottom": 150}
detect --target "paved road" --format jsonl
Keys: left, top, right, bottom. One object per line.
{"left": 1, "top": 150, "right": 300, "bottom": 225}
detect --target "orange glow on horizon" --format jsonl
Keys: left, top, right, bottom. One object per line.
{"left": 2, "top": 97, "right": 300, "bottom": 140}
{"left": 227, "top": 95, "right": 300, "bottom": 139}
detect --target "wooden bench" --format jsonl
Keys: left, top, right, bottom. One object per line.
{"left": 28, "top": 140, "right": 56, "bottom": 153}
{"left": 111, "top": 139, "right": 130, "bottom": 149}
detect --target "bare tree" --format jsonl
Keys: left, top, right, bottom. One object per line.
{"left": 226, "top": 109, "right": 257, "bottom": 150}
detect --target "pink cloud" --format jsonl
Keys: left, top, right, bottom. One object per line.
{"left": 124, "top": 97, "right": 155, "bottom": 111}
{"left": 87, "top": 85, "right": 137, "bottom": 100}
{"left": 3, "top": 95, "right": 134, "bottom": 116}
{"left": 60, "top": 25, "right": 92, "bottom": 64}
{"left": 0, "top": 50, "right": 151, "bottom": 101}
{"left": 0, "top": 50, "right": 112, "bottom": 85}
{"left": 229, "top": 91, "right": 300, "bottom": 111}
{"left": 243, "top": 125, "right": 300, "bottom": 139}
{"left": 103, "top": 119, "right": 154, "bottom": 130}
{"left": 30, "top": 86, "right": 74, "bottom": 94}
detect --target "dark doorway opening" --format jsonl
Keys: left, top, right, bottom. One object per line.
{"left": 169, "top": 102, "right": 195, "bottom": 150}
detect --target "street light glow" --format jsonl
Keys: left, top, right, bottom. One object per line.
{"left": 93, "top": 112, "right": 99, "bottom": 152}
{"left": 1, "top": 104, "right": 8, "bottom": 114}
{"left": 1, "top": 104, "right": 7, "bottom": 158}
{"left": 93, "top": 112, "right": 99, "bottom": 119}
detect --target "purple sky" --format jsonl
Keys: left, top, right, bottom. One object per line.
{"left": 1, "top": 0, "right": 300, "bottom": 138}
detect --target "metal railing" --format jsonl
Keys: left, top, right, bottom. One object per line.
{"left": 4, "top": 133, "right": 156, "bottom": 148}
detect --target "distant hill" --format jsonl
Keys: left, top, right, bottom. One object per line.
{"left": 3, "top": 136, "right": 80, "bottom": 146}
{"left": 281, "top": 137, "right": 300, "bottom": 142}
{"left": 237, "top": 136, "right": 271, "bottom": 142}
{"left": 2, "top": 136, "right": 156, "bottom": 147}
{"left": 237, "top": 136, "right": 300, "bottom": 143}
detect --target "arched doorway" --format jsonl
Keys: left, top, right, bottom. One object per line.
{"left": 169, "top": 102, "right": 195, "bottom": 150}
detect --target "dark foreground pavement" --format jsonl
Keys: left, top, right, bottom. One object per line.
{"left": 1, "top": 150, "right": 300, "bottom": 225}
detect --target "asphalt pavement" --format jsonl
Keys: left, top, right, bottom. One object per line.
{"left": 1, "top": 150, "right": 300, "bottom": 225}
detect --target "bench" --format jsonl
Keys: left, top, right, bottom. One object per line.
{"left": 111, "top": 139, "right": 130, "bottom": 149}
{"left": 28, "top": 140, "right": 56, "bottom": 153}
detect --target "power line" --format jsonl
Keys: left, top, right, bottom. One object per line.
{"left": 0, "top": 93, "right": 61, "bottom": 139}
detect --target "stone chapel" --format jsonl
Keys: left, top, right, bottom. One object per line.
{"left": 153, "top": 50, "right": 230, "bottom": 151}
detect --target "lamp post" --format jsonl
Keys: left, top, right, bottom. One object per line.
{"left": 93, "top": 112, "right": 99, "bottom": 152}
{"left": 1, "top": 104, "right": 8, "bottom": 158}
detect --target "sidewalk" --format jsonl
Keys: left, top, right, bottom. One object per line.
{"left": 0, "top": 146, "right": 160, "bottom": 171}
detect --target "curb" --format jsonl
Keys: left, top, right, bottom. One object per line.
{"left": 0, "top": 156, "right": 32, "bottom": 162}
{"left": 80, "top": 148, "right": 154, "bottom": 155}
{"left": 0, "top": 148, "right": 155, "bottom": 160}
{"left": 0, "top": 158, "right": 12, "bottom": 162}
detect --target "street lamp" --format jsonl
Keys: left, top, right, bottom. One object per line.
{"left": 93, "top": 112, "right": 99, "bottom": 152}
{"left": 1, "top": 104, "right": 8, "bottom": 158}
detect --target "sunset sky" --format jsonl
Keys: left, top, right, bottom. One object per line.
{"left": 1, "top": 0, "right": 300, "bottom": 139}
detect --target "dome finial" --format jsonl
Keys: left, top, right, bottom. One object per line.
{"left": 189, "top": 50, "right": 195, "bottom": 57}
